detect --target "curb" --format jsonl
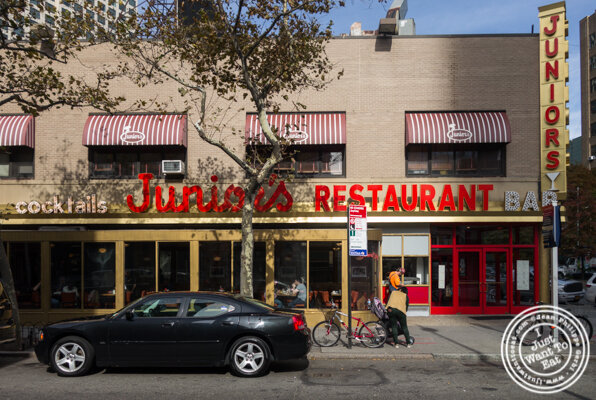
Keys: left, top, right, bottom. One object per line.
{"left": 308, "top": 352, "right": 596, "bottom": 362}
{"left": 0, "top": 351, "right": 34, "bottom": 359}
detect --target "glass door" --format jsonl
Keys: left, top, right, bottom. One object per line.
{"left": 484, "top": 249, "right": 509, "bottom": 314}
{"left": 456, "top": 249, "right": 482, "bottom": 314}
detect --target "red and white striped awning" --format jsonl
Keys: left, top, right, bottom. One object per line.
{"left": 83, "top": 114, "right": 187, "bottom": 146}
{"left": 245, "top": 112, "right": 346, "bottom": 145}
{"left": 406, "top": 112, "right": 511, "bottom": 145}
{"left": 0, "top": 115, "right": 34, "bottom": 148}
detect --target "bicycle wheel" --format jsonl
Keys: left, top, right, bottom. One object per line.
{"left": 515, "top": 320, "right": 545, "bottom": 346}
{"left": 576, "top": 316, "right": 593, "bottom": 344}
{"left": 312, "top": 321, "right": 341, "bottom": 347}
{"left": 359, "top": 321, "right": 387, "bottom": 348}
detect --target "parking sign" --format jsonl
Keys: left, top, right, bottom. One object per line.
{"left": 349, "top": 204, "right": 367, "bottom": 256}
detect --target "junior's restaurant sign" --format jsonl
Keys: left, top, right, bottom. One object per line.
{"left": 538, "top": 2, "right": 568, "bottom": 195}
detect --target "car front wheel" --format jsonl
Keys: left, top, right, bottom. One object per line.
{"left": 229, "top": 336, "right": 271, "bottom": 377}
{"left": 50, "top": 336, "right": 95, "bottom": 377}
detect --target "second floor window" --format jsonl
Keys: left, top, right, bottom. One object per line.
{"left": 247, "top": 145, "right": 345, "bottom": 178}
{"left": 89, "top": 147, "right": 185, "bottom": 179}
{"left": 0, "top": 148, "right": 34, "bottom": 178}
{"left": 406, "top": 144, "right": 505, "bottom": 177}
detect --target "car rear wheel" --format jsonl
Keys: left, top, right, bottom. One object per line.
{"left": 50, "top": 336, "right": 95, "bottom": 377}
{"left": 229, "top": 336, "right": 271, "bottom": 377}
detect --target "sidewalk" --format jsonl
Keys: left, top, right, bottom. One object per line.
{"left": 308, "top": 315, "right": 596, "bottom": 361}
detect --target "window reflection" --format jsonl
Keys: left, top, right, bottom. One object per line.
{"left": 159, "top": 242, "right": 190, "bottom": 292}
{"left": 51, "top": 243, "right": 82, "bottom": 309}
{"left": 84, "top": 243, "right": 115, "bottom": 309}
{"left": 431, "top": 249, "right": 453, "bottom": 307}
{"left": 124, "top": 242, "right": 156, "bottom": 304}
{"left": 351, "top": 241, "right": 377, "bottom": 310}
{"left": 274, "top": 242, "right": 306, "bottom": 309}
{"left": 9, "top": 243, "right": 41, "bottom": 309}
{"left": 309, "top": 242, "right": 341, "bottom": 309}
{"left": 199, "top": 242, "right": 231, "bottom": 291}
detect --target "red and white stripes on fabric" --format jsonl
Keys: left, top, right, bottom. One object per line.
{"left": 245, "top": 112, "right": 347, "bottom": 145}
{"left": 405, "top": 112, "right": 511, "bottom": 145}
{"left": 0, "top": 115, "right": 35, "bottom": 148}
{"left": 82, "top": 114, "right": 188, "bottom": 146}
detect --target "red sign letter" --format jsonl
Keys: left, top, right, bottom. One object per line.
{"left": 478, "top": 184, "right": 494, "bottom": 211}
{"left": 546, "top": 151, "right": 560, "bottom": 169}
{"left": 543, "top": 15, "right": 559, "bottom": 36}
{"left": 333, "top": 185, "right": 347, "bottom": 212}
{"left": 420, "top": 185, "right": 436, "bottom": 211}
{"left": 315, "top": 185, "right": 330, "bottom": 212}
{"left": 349, "top": 184, "right": 365, "bottom": 206}
{"left": 367, "top": 185, "right": 383, "bottom": 211}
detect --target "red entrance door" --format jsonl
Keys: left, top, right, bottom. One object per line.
{"left": 456, "top": 249, "right": 510, "bottom": 314}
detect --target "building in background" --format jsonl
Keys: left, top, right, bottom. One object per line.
{"left": 580, "top": 9, "right": 596, "bottom": 168}
{"left": 1, "top": 0, "right": 137, "bottom": 40}
{"left": 568, "top": 137, "right": 583, "bottom": 165}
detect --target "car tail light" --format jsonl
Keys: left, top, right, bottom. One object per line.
{"left": 292, "top": 314, "right": 305, "bottom": 331}
{"left": 586, "top": 284, "right": 591, "bottom": 288}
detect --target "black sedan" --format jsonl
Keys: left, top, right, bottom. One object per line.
{"left": 35, "top": 292, "right": 310, "bottom": 377}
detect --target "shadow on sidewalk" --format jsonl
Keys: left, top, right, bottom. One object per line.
{"left": 417, "top": 325, "right": 501, "bottom": 367}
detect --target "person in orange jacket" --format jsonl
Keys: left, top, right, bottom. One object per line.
{"left": 388, "top": 266, "right": 409, "bottom": 310}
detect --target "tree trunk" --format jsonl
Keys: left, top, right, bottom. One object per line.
{"left": 0, "top": 240, "right": 21, "bottom": 349}
{"left": 240, "top": 190, "right": 256, "bottom": 298}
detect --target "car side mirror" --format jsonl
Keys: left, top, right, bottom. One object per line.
{"left": 125, "top": 310, "right": 134, "bottom": 321}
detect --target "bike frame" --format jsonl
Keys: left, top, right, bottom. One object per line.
{"left": 326, "top": 308, "right": 373, "bottom": 339}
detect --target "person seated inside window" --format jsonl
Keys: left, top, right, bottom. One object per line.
{"left": 289, "top": 278, "right": 306, "bottom": 308}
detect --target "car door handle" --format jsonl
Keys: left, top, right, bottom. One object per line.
{"left": 162, "top": 322, "right": 176, "bottom": 328}
{"left": 222, "top": 321, "right": 236, "bottom": 326}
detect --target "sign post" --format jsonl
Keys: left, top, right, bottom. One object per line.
{"left": 347, "top": 204, "right": 367, "bottom": 349}
{"left": 544, "top": 200, "right": 561, "bottom": 341}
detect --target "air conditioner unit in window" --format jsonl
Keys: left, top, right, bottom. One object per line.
{"left": 162, "top": 160, "right": 185, "bottom": 175}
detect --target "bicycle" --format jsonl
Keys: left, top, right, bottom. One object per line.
{"left": 311, "top": 302, "right": 387, "bottom": 348}
{"left": 515, "top": 302, "right": 593, "bottom": 346}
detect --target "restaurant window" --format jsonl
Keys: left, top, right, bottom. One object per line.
{"left": 89, "top": 147, "right": 185, "bottom": 179}
{"left": 84, "top": 243, "right": 115, "bottom": 309}
{"left": 406, "top": 144, "right": 505, "bottom": 177}
{"left": 199, "top": 242, "right": 231, "bottom": 292}
{"left": 9, "top": 242, "right": 41, "bottom": 309}
{"left": 383, "top": 235, "right": 430, "bottom": 285}
{"left": 247, "top": 145, "right": 345, "bottom": 177}
{"left": 274, "top": 242, "right": 306, "bottom": 308}
{"left": 512, "top": 225, "right": 534, "bottom": 245}
{"left": 456, "top": 225, "right": 509, "bottom": 245}
{"left": 124, "top": 242, "right": 156, "bottom": 304}
{"left": 431, "top": 226, "right": 453, "bottom": 246}
{"left": 513, "top": 248, "right": 535, "bottom": 306}
{"left": 158, "top": 242, "right": 190, "bottom": 292}
{"left": 0, "top": 148, "right": 34, "bottom": 178}
{"left": 309, "top": 242, "right": 342, "bottom": 309}
{"left": 51, "top": 243, "right": 82, "bottom": 309}
{"left": 351, "top": 241, "right": 378, "bottom": 310}
{"left": 233, "top": 242, "right": 266, "bottom": 300}
{"left": 431, "top": 248, "right": 453, "bottom": 307}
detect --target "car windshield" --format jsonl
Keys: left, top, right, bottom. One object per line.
{"left": 234, "top": 295, "right": 275, "bottom": 311}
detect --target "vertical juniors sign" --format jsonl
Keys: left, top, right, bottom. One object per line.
{"left": 538, "top": 2, "right": 568, "bottom": 195}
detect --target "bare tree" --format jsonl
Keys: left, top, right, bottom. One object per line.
{"left": 114, "top": 0, "right": 365, "bottom": 297}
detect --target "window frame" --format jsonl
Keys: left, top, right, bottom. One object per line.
{"left": 0, "top": 147, "right": 34, "bottom": 179}
{"left": 406, "top": 143, "right": 506, "bottom": 178}
{"left": 246, "top": 144, "right": 346, "bottom": 178}
{"left": 88, "top": 146, "right": 186, "bottom": 179}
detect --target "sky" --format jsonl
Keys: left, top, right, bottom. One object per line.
{"left": 323, "top": 0, "right": 596, "bottom": 139}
